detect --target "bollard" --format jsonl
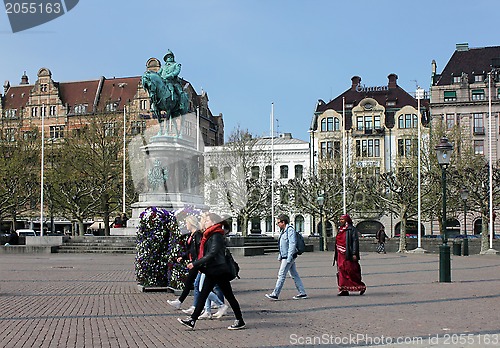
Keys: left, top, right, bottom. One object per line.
{"left": 452, "top": 240, "right": 462, "bottom": 256}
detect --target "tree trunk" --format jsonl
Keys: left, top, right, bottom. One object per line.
{"left": 398, "top": 215, "right": 407, "bottom": 253}
{"left": 321, "top": 218, "right": 328, "bottom": 251}
{"left": 242, "top": 215, "right": 248, "bottom": 237}
{"left": 77, "top": 220, "right": 85, "bottom": 236}
{"left": 481, "top": 212, "right": 489, "bottom": 253}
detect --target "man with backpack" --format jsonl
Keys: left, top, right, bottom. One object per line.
{"left": 265, "top": 214, "right": 308, "bottom": 301}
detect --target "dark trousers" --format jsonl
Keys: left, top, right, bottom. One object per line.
{"left": 192, "top": 273, "right": 243, "bottom": 322}
{"left": 178, "top": 267, "right": 198, "bottom": 303}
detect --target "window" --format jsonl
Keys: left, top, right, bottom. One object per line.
{"left": 334, "top": 117, "right": 340, "bottom": 131}
{"left": 294, "top": 165, "right": 303, "bottom": 179}
{"left": 223, "top": 167, "right": 231, "bottom": 180}
{"left": 41, "top": 106, "right": 46, "bottom": 117}
{"left": 446, "top": 114, "right": 455, "bottom": 129}
{"left": 397, "top": 138, "right": 417, "bottom": 157}
{"left": 49, "top": 125, "right": 64, "bottom": 139}
{"left": 473, "top": 113, "right": 484, "bottom": 134}
{"left": 31, "top": 107, "right": 37, "bottom": 117}
{"left": 444, "top": 91, "right": 457, "bottom": 101}
{"left": 356, "top": 139, "right": 380, "bottom": 158}
{"left": 374, "top": 115, "right": 381, "bottom": 129}
{"left": 104, "top": 123, "right": 116, "bottom": 137}
{"left": 40, "top": 84, "right": 48, "bottom": 92}
{"left": 472, "top": 89, "right": 485, "bottom": 101}
{"left": 105, "top": 102, "right": 118, "bottom": 112}
{"left": 357, "top": 116, "right": 363, "bottom": 130}
{"left": 265, "top": 165, "right": 272, "bottom": 180}
{"left": 452, "top": 76, "right": 461, "bottom": 84}
{"left": 131, "top": 121, "right": 146, "bottom": 135}
{"left": 251, "top": 166, "right": 260, "bottom": 179}
{"left": 209, "top": 167, "right": 218, "bottom": 180}
{"left": 497, "top": 88, "right": 500, "bottom": 99}
{"left": 474, "top": 75, "right": 484, "bottom": 82}
{"left": 140, "top": 99, "right": 149, "bottom": 110}
{"left": 474, "top": 140, "right": 484, "bottom": 155}
{"left": 74, "top": 104, "right": 87, "bottom": 114}
{"left": 364, "top": 116, "right": 373, "bottom": 130}
{"left": 294, "top": 215, "right": 305, "bottom": 232}
{"left": 4, "top": 109, "right": 17, "bottom": 119}
{"left": 280, "top": 165, "right": 288, "bottom": 179}
{"left": 334, "top": 141, "right": 341, "bottom": 158}
{"left": 5, "top": 128, "right": 16, "bottom": 142}
{"left": 321, "top": 117, "right": 336, "bottom": 131}
{"left": 49, "top": 105, "right": 56, "bottom": 116}
{"left": 398, "top": 114, "right": 417, "bottom": 129}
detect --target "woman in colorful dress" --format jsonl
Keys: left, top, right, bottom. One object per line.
{"left": 333, "top": 214, "right": 366, "bottom": 296}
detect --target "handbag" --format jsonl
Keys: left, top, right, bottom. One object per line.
{"left": 225, "top": 248, "right": 240, "bottom": 280}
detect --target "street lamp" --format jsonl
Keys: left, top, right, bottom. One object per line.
{"left": 317, "top": 191, "right": 325, "bottom": 251}
{"left": 435, "top": 136, "right": 453, "bottom": 282}
{"left": 460, "top": 188, "right": 469, "bottom": 256}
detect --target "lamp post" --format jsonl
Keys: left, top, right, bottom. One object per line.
{"left": 435, "top": 136, "right": 453, "bottom": 282}
{"left": 317, "top": 191, "right": 325, "bottom": 251}
{"left": 460, "top": 188, "right": 469, "bottom": 256}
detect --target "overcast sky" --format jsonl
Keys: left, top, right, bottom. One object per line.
{"left": 1, "top": 0, "right": 499, "bottom": 141}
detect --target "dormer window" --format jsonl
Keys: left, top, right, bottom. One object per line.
{"left": 453, "top": 76, "right": 461, "bottom": 84}
{"left": 474, "top": 74, "right": 484, "bottom": 82}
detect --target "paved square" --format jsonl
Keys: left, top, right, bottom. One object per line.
{"left": 0, "top": 251, "right": 499, "bottom": 347}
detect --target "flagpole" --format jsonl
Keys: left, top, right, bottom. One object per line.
{"left": 122, "top": 105, "right": 126, "bottom": 214}
{"left": 40, "top": 103, "right": 45, "bottom": 236}
{"left": 415, "top": 87, "right": 425, "bottom": 252}
{"left": 342, "top": 97, "right": 346, "bottom": 215}
{"left": 196, "top": 106, "right": 200, "bottom": 152}
{"left": 271, "top": 103, "right": 275, "bottom": 237}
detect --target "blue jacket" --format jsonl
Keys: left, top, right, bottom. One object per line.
{"left": 278, "top": 224, "right": 297, "bottom": 263}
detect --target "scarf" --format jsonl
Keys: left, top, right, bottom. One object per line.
{"left": 198, "top": 223, "right": 224, "bottom": 259}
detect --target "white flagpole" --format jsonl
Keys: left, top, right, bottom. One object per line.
{"left": 342, "top": 97, "right": 346, "bottom": 215}
{"left": 271, "top": 103, "right": 275, "bottom": 236}
{"left": 122, "top": 106, "right": 126, "bottom": 214}
{"left": 416, "top": 87, "right": 424, "bottom": 250}
{"left": 40, "top": 104, "right": 45, "bottom": 236}
{"left": 488, "top": 73, "right": 494, "bottom": 250}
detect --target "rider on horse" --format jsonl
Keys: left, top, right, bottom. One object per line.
{"left": 158, "top": 50, "right": 185, "bottom": 108}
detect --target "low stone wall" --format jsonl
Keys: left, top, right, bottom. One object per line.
{"left": 304, "top": 237, "right": 499, "bottom": 255}
{"left": 25, "top": 236, "right": 69, "bottom": 246}
{"left": 0, "top": 245, "right": 58, "bottom": 254}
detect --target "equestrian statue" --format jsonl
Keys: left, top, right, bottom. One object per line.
{"left": 142, "top": 50, "right": 189, "bottom": 136}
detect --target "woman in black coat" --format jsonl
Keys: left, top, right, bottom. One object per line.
{"left": 178, "top": 213, "right": 245, "bottom": 330}
{"left": 167, "top": 215, "right": 203, "bottom": 309}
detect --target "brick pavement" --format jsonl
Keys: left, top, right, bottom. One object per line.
{"left": 0, "top": 251, "right": 499, "bottom": 348}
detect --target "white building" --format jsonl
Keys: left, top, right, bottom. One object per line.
{"left": 204, "top": 133, "right": 313, "bottom": 235}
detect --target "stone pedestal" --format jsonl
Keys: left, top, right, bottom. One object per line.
{"left": 129, "top": 136, "right": 206, "bottom": 228}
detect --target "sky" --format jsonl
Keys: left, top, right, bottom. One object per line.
{"left": 1, "top": 0, "right": 499, "bottom": 142}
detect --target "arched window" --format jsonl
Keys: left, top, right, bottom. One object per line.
{"left": 294, "top": 215, "right": 304, "bottom": 232}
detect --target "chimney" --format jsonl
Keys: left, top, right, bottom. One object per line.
{"left": 456, "top": 43, "right": 469, "bottom": 52}
{"left": 351, "top": 76, "right": 361, "bottom": 90}
{"left": 387, "top": 73, "right": 398, "bottom": 88}
{"left": 3, "top": 80, "right": 10, "bottom": 94}
{"left": 280, "top": 132, "right": 293, "bottom": 140}
{"left": 20, "top": 71, "right": 29, "bottom": 85}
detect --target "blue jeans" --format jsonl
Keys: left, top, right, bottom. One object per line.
{"left": 193, "top": 272, "right": 202, "bottom": 307}
{"left": 199, "top": 273, "right": 224, "bottom": 312}
{"left": 271, "top": 258, "right": 306, "bottom": 298}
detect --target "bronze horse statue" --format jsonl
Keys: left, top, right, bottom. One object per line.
{"left": 141, "top": 70, "right": 188, "bottom": 136}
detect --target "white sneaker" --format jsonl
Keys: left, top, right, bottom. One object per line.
{"left": 213, "top": 304, "right": 229, "bottom": 319}
{"left": 167, "top": 299, "right": 182, "bottom": 310}
{"left": 182, "top": 306, "right": 195, "bottom": 315}
{"left": 198, "top": 311, "right": 212, "bottom": 320}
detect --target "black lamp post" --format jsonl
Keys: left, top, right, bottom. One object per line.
{"left": 460, "top": 188, "right": 469, "bottom": 256}
{"left": 435, "top": 136, "right": 453, "bottom": 282}
{"left": 317, "top": 191, "right": 325, "bottom": 251}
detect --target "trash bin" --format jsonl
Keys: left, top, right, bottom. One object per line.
{"left": 452, "top": 240, "right": 462, "bottom": 256}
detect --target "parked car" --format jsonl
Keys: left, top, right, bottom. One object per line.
{"left": 16, "top": 229, "right": 37, "bottom": 237}
{"left": 455, "top": 234, "right": 480, "bottom": 239}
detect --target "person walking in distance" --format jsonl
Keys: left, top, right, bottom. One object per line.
{"left": 333, "top": 214, "right": 366, "bottom": 296}
{"left": 376, "top": 227, "right": 389, "bottom": 254}
{"left": 265, "top": 214, "right": 307, "bottom": 300}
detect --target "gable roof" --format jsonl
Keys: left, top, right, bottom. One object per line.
{"left": 2, "top": 84, "right": 31, "bottom": 110}
{"left": 434, "top": 45, "right": 500, "bottom": 86}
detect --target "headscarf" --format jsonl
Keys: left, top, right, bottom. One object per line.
{"left": 340, "top": 214, "right": 353, "bottom": 225}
